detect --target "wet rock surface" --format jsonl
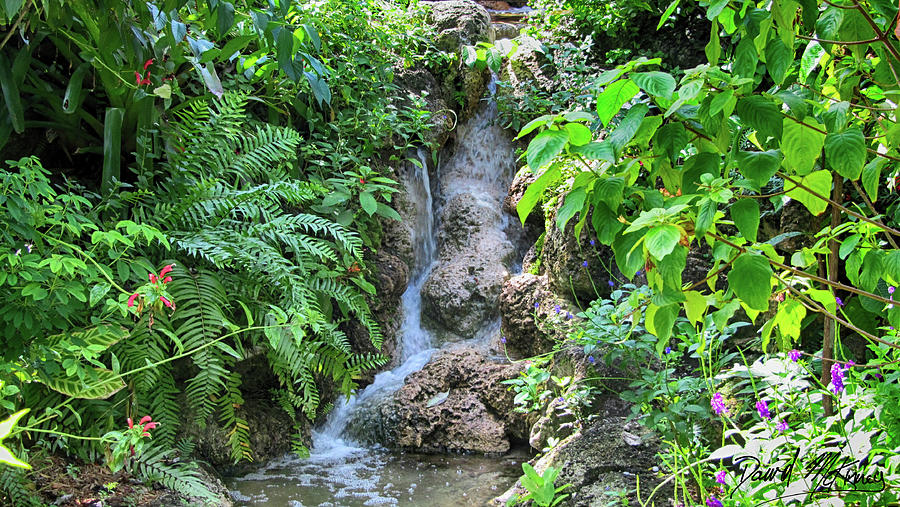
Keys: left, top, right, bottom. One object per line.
{"left": 425, "top": 0, "right": 492, "bottom": 52}
{"left": 499, "top": 273, "right": 577, "bottom": 358}
{"left": 378, "top": 347, "right": 528, "bottom": 453}
{"left": 495, "top": 416, "right": 669, "bottom": 507}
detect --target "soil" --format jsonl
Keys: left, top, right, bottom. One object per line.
{"left": 31, "top": 455, "right": 167, "bottom": 507}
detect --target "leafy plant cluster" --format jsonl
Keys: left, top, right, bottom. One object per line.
{"left": 507, "top": 0, "right": 900, "bottom": 503}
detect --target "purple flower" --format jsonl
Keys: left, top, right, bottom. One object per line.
{"left": 836, "top": 296, "right": 844, "bottom": 307}
{"left": 558, "top": 397, "right": 565, "bottom": 403}
{"left": 534, "top": 301, "right": 540, "bottom": 309}
{"left": 554, "top": 304, "right": 561, "bottom": 314}
{"left": 788, "top": 349, "right": 801, "bottom": 362}
{"left": 566, "top": 312, "right": 573, "bottom": 320}
{"left": 889, "top": 286, "right": 896, "bottom": 295}
{"left": 875, "top": 373, "right": 883, "bottom": 381}
{"left": 776, "top": 419, "right": 789, "bottom": 432}
{"left": 664, "top": 347, "right": 672, "bottom": 355}
{"left": 24, "top": 243, "right": 32, "bottom": 253}
{"left": 715, "top": 470, "right": 726, "bottom": 484}
{"left": 830, "top": 363, "right": 846, "bottom": 394}
{"left": 588, "top": 355, "right": 595, "bottom": 364}
{"left": 711, "top": 392, "right": 728, "bottom": 416}
{"left": 589, "top": 239, "right": 596, "bottom": 246}
{"left": 608, "top": 280, "right": 615, "bottom": 287}
{"left": 582, "top": 260, "right": 588, "bottom": 268}
{"left": 756, "top": 399, "right": 771, "bottom": 420}
{"left": 500, "top": 336, "right": 507, "bottom": 344}
{"left": 707, "top": 496, "right": 723, "bottom": 507}
{"left": 635, "top": 269, "right": 643, "bottom": 276}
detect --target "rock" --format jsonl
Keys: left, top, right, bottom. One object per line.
{"left": 479, "top": 0, "right": 510, "bottom": 9}
{"left": 499, "top": 273, "right": 579, "bottom": 358}
{"left": 542, "top": 198, "right": 624, "bottom": 304}
{"left": 501, "top": 36, "right": 555, "bottom": 99}
{"left": 180, "top": 355, "right": 299, "bottom": 476}
{"left": 347, "top": 251, "right": 410, "bottom": 371}
{"left": 425, "top": 0, "right": 492, "bottom": 52}
{"left": 376, "top": 347, "right": 529, "bottom": 452}
{"left": 494, "top": 417, "right": 672, "bottom": 507}
{"left": 392, "top": 65, "right": 455, "bottom": 148}
{"left": 492, "top": 22, "right": 520, "bottom": 40}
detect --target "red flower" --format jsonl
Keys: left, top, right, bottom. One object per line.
{"left": 140, "top": 71, "right": 151, "bottom": 86}
{"left": 127, "top": 293, "right": 139, "bottom": 307}
{"left": 158, "top": 264, "right": 175, "bottom": 278}
{"left": 162, "top": 276, "right": 172, "bottom": 284}
{"left": 135, "top": 71, "right": 142, "bottom": 85}
{"left": 159, "top": 296, "right": 174, "bottom": 309}
{"left": 143, "top": 59, "right": 154, "bottom": 71}
{"left": 127, "top": 417, "right": 134, "bottom": 429}
{"left": 359, "top": 177, "right": 365, "bottom": 184}
{"left": 149, "top": 273, "right": 158, "bottom": 283}
{"left": 139, "top": 415, "right": 152, "bottom": 426}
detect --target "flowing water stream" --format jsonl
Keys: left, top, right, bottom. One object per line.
{"left": 228, "top": 90, "right": 524, "bottom": 506}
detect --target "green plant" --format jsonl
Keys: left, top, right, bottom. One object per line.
{"left": 507, "top": 463, "right": 571, "bottom": 507}
{"left": 503, "top": 361, "right": 553, "bottom": 413}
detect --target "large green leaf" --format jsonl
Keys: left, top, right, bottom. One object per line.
{"left": 706, "top": 20, "right": 721, "bottom": 64}
{"left": 359, "top": 192, "right": 377, "bottom": 216}
{"left": 838, "top": 9, "right": 875, "bottom": 59}
{"left": 735, "top": 96, "right": 782, "bottom": 141}
{"left": 216, "top": 1, "right": 235, "bottom": 37}
{"left": 596, "top": 79, "right": 639, "bottom": 127}
{"left": 731, "top": 199, "right": 760, "bottom": 242}
{"left": 631, "top": 72, "right": 676, "bottom": 100}
{"left": 654, "top": 122, "right": 688, "bottom": 163}
{"left": 101, "top": 107, "right": 124, "bottom": 194}
{"left": 0, "top": 53, "right": 23, "bottom": 133}
{"left": 43, "top": 368, "right": 125, "bottom": 399}
{"left": 277, "top": 27, "right": 300, "bottom": 81}
{"left": 765, "top": 37, "right": 791, "bottom": 86}
{"left": 595, "top": 176, "right": 625, "bottom": 210}
{"left": 733, "top": 37, "right": 759, "bottom": 78}
{"left": 644, "top": 225, "right": 681, "bottom": 259}
{"left": 608, "top": 104, "right": 650, "bottom": 156}
{"left": 565, "top": 123, "right": 592, "bottom": 146}
{"left": 645, "top": 303, "right": 678, "bottom": 344}
{"left": 527, "top": 130, "right": 569, "bottom": 171}
{"left": 728, "top": 253, "right": 773, "bottom": 311}
{"left": 861, "top": 159, "right": 882, "bottom": 202}
{"left": 824, "top": 127, "right": 866, "bottom": 180}
{"left": 781, "top": 117, "right": 825, "bottom": 175}
{"left": 556, "top": 188, "right": 587, "bottom": 231}
{"left": 517, "top": 165, "right": 561, "bottom": 224}
{"left": 736, "top": 150, "right": 782, "bottom": 189}
{"left": 613, "top": 231, "right": 645, "bottom": 278}
{"left": 571, "top": 141, "right": 615, "bottom": 163}
{"left": 785, "top": 170, "right": 831, "bottom": 215}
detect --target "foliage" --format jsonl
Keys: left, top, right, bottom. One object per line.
{"left": 502, "top": 360, "right": 552, "bottom": 413}
{"left": 507, "top": 463, "right": 571, "bottom": 507}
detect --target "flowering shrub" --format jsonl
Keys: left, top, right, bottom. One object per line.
{"left": 103, "top": 416, "right": 159, "bottom": 474}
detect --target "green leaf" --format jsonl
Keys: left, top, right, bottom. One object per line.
{"left": 595, "top": 176, "right": 625, "bottom": 210}
{"left": 527, "top": 130, "right": 569, "bottom": 171}
{"left": 596, "top": 79, "right": 639, "bottom": 127}
{"left": 564, "top": 123, "right": 592, "bottom": 146}
{"left": 785, "top": 170, "right": 831, "bottom": 216}
{"left": 375, "top": 202, "right": 402, "bottom": 221}
{"left": 860, "top": 250, "right": 883, "bottom": 291}
{"left": 733, "top": 37, "right": 759, "bottom": 78}
{"left": 277, "top": 28, "right": 299, "bottom": 81}
{"left": 557, "top": 188, "right": 587, "bottom": 231}
{"left": 216, "top": 2, "right": 235, "bottom": 37}
{"left": 608, "top": 104, "right": 650, "bottom": 157}
{"left": 731, "top": 199, "right": 760, "bottom": 242}
{"left": 62, "top": 63, "right": 90, "bottom": 114}
{"left": 2, "top": 0, "right": 24, "bottom": 18}
{"left": 861, "top": 159, "right": 881, "bottom": 202}
{"left": 359, "top": 192, "right": 377, "bottom": 216}
{"left": 735, "top": 96, "right": 783, "bottom": 142}
{"left": 613, "top": 231, "right": 645, "bottom": 278}
{"left": 800, "top": 41, "right": 825, "bottom": 82}
{"left": 884, "top": 250, "right": 900, "bottom": 285}
{"left": 736, "top": 150, "right": 782, "bottom": 189}
{"left": 0, "top": 408, "right": 28, "bottom": 441}
{"left": 646, "top": 303, "right": 678, "bottom": 344}
{"left": 591, "top": 202, "right": 622, "bottom": 244}
{"left": 43, "top": 368, "right": 125, "bottom": 399}
{"left": 765, "top": 37, "right": 791, "bottom": 86}
{"left": 101, "top": 108, "right": 124, "bottom": 195}
{"left": 571, "top": 141, "right": 616, "bottom": 163}
{"left": 0, "top": 443, "right": 29, "bottom": 469}
{"left": 694, "top": 198, "right": 717, "bottom": 237}
{"left": 658, "top": 0, "right": 681, "bottom": 29}
{"left": 683, "top": 291, "right": 708, "bottom": 324}
{"left": 838, "top": 9, "right": 875, "bottom": 59}
{"left": 305, "top": 71, "right": 331, "bottom": 106}
{"left": 0, "top": 53, "right": 23, "bottom": 133}
{"left": 631, "top": 72, "right": 676, "bottom": 100}
{"left": 706, "top": 20, "right": 721, "bottom": 64}
{"left": 728, "top": 253, "right": 773, "bottom": 311}
{"left": 644, "top": 225, "right": 681, "bottom": 259}
{"left": 654, "top": 122, "right": 688, "bottom": 163}
{"left": 89, "top": 283, "right": 111, "bottom": 307}
{"left": 518, "top": 165, "right": 561, "bottom": 224}
{"left": 839, "top": 234, "right": 860, "bottom": 260}
{"left": 781, "top": 117, "right": 825, "bottom": 175}
{"left": 824, "top": 128, "right": 866, "bottom": 180}
{"left": 709, "top": 88, "right": 734, "bottom": 117}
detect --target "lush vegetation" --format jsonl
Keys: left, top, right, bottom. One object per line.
{"left": 0, "top": 0, "right": 451, "bottom": 503}
{"left": 503, "top": 0, "right": 900, "bottom": 503}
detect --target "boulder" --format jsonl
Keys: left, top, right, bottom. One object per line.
{"left": 499, "top": 273, "right": 579, "bottom": 358}
{"left": 425, "top": 0, "right": 492, "bottom": 52}
{"left": 542, "top": 198, "right": 624, "bottom": 304}
{"left": 492, "top": 22, "right": 520, "bottom": 40}
{"left": 495, "top": 417, "right": 671, "bottom": 507}
{"left": 377, "top": 347, "right": 528, "bottom": 453}
{"left": 392, "top": 65, "right": 455, "bottom": 149}
{"left": 500, "top": 35, "right": 555, "bottom": 98}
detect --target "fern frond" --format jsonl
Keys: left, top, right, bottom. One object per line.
{"left": 130, "top": 445, "right": 216, "bottom": 502}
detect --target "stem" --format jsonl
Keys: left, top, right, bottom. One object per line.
{"left": 37, "top": 233, "right": 129, "bottom": 294}
{"left": 0, "top": 0, "right": 32, "bottom": 52}
{"left": 850, "top": 179, "right": 899, "bottom": 249}
{"left": 821, "top": 172, "right": 842, "bottom": 417}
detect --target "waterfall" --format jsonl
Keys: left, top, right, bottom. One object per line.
{"left": 312, "top": 148, "right": 438, "bottom": 451}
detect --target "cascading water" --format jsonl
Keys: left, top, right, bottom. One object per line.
{"left": 229, "top": 85, "right": 525, "bottom": 506}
